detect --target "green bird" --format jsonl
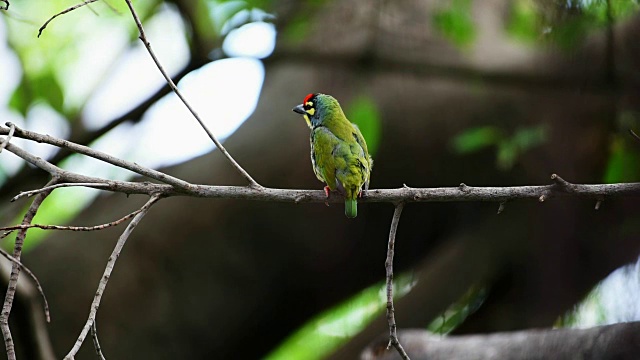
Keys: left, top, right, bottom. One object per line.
{"left": 293, "top": 93, "right": 373, "bottom": 218}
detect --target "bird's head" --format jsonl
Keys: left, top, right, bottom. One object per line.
{"left": 293, "top": 93, "right": 341, "bottom": 128}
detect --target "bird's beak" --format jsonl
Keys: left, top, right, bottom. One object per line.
{"left": 292, "top": 104, "right": 306, "bottom": 114}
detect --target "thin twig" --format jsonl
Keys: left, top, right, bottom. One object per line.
{"left": 3, "top": 123, "right": 194, "bottom": 191}
{"left": 91, "top": 320, "right": 106, "bottom": 360}
{"left": 38, "top": 0, "right": 99, "bottom": 37}
{"left": 0, "top": 248, "right": 50, "bottom": 323}
{"left": 0, "top": 178, "right": 57, "bottom": 360}
{"left": 12, "top": 182, "right": 111, "bottom": 202}
{"left": 0, "top": 122, "right": 15, "bottom": 154}
{"left": 64, "top": 195, "right": 160, "bottom": 360}
{"left": 0, "top": 209, "right": 142, "bottom": 233}
{"left": 630, "top": 129, "right": 640, "bottom": 143}
{"left": 122, "top": 0, "right": 261, "bottom": 189}
{"left": 385, "top": 203, "right": 409, "bottom": 359}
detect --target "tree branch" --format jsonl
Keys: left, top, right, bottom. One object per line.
{"left": 11, "top": 182, "right": 111, "bottom": 202}
{"left": 0, "top": 122, "right": 14, "bottom": 154}
{"left": 4, "top": 128, "right": 640, "bottom": 205}
{"left": 3, "top": 123, "right": 194, "bottom": 191}
{"left": 0, "top": 208, "right": 142, "bottom": 233}
{"left": 385, "top": 203, "right": 409, "bottom": 359}
{"left": 64, "top": 194, "right": 160, "bottom": 359}
{"left": 122, "top": 0, "right": 261, "bottom": 188}
{"left": 0, "top": 178, "right": 57, "bottom": 360}
{"left": 0, "top": 248, "right": 49, "bottom": 323}
{"left": 91, "top": 320, "right": 106, "bottom": 360}
{"left": 37, "top": 0, "right": 99, "bottom": 38}
{"left": 362, "top": 322, "right": 640, "bottom": 360}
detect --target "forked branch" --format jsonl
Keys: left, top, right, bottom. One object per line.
{"left": 385, "top": 203, "right": 409, "bottom": 359}
{"left": 122, "top": 0, "right": 261, "bottom": 188}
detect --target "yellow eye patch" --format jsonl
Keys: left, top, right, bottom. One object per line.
{"left": 305, "top": 101, "right": 313, "bottom": 107}
{"left": 305, "top": 108, "right": 315, "bottom": 116}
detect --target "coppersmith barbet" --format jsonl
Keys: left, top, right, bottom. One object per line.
{"left": 293, "top": 93, "right": 373, "bottom": 218}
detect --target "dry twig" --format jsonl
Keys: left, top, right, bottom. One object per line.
{"left": 38, "top": 0, "right": 99, "bottom": 37}
{"left": 64, "top": 195, "right": 160, "bottom": 359}
{"left": 385, "top": 203, "right": 410, "bottom": 359}
{"left": 122, "top": 0, "right": 261, "bottom": 188}
{"left": 0, "top": 178, "right": 57, "bottom": 360}
{"left": 12, "top": 182, "right": 111, "bottom": 202}
{"left": 91, "top": 320, "right": 106, "bottom": 360}
{"left": 0, "top": 248, "right": 50, "bottom": 323}
{"left": 0, "top": 208, "right": 142, "bottom": 233}
{"left": 0, "top": 122, "right": 15, "bottom": 154}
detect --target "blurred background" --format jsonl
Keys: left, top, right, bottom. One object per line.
{"left": 1, "top": 0, "right": 640, "bottom": 358}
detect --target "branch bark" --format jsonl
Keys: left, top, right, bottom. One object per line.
{"left": 0, "top": 178, "right": 57, "bottom": 360}
{"left": 362, "top": 322, "right": 640, "bottom": 360}
{"left": 384, "top": 203, "right": 409, "bottom": 359}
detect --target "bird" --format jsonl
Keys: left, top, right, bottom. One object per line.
{"left": 293, "top": 93, "right": 373, "bottom": 218}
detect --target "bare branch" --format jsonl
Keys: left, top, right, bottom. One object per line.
{"left": 0, "top": 208, "right": 142, "bottom": 233}
{"left": 0, "top": 248, "right": 50, "bottom": 323}
{"left": 0, "top": 122, "right": 15, "bottom": 154}
{"left": 91, "top": 320, "right": 106, "bottom": 360}
{"left": 2, "top": 123, "right": 194, "bottom": 191}
{"left": 37, "top": 0, "right": 99, "bottom": 38}
{"left": 363, "top": 322, "right": 640, "bottom": 360}
{"left": 12, "top": 182, "right": 111, "bottom": 202}
{"left": 0, "top": 178, "right": 58, "bottom": 360}
{"left": 122, "top": 0, "right": 261, "bottom": 188}
{"left": 630, "top": 129, "right": 640, "bottom": 143}
{"left": 385, "top": 203, "right": 410, "bottom": 359}
{"left": 64, "top": 195, "right": 160, "bottom": 359}
{"left": 5, "top": 126, "right": 640, "bottom": 205}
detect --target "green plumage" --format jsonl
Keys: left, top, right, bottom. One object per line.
{"left": 293, "top": 94, "right": 373, "bottom": 218}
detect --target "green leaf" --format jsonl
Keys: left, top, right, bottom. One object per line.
{"left": 347, "top": 95, "right": 382, "bottom": 157}
{"left": 511, "top": 124, "right": 547, "bottom": 151}
{"left": 432, "top": 0, "right": 476, "bottom": 47}
{"left": 506, "top": 0, "right": 541, "bottom": 43}
{"left": 603, "top": 136, "right": 640, "bottom": 183}
{"left": 451, "top": 126, "right": 502, "bottom": 154}
{"left": 34, "top": 72, "right": 65, "bottom": 114}
{"left": 8, "top": 76, "right": 30, "bottom": 116}
{"left": 266, "top": 274, "right": 414, "bottom": 360}
{"left": 427, "top": 285, "right": 486, "bottom": 335}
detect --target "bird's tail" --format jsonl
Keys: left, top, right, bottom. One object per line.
{"left": 345, "top": 198, "right": 357, "bottom": 218}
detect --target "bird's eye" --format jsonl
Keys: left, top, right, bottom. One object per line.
{"left": 305, "top": 101, "right": 314, "bottom": 109}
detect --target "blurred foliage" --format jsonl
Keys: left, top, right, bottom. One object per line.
{"left": 280, "top": 0, "right": 328, "bottom": 43}
{"left": 603, "top": 135, "right": 640, "bottom": 183}
{"left": 507, "top": 0, "right": 640, "bottom": 49}
{"left": 452, "top": 124, "right": 547, "bottom": 171}
{"left": 346, "top": 95, "right": 382, "bottom": 157}
{"left": 507, "top": 0, "right": 541, "bottom": 43}
{"left": 4, "top": 0, "right": 161, "bottom": 117}
{"left": 266, "top": 274, "right": 415, "bottom": 360}
{"left": 427, "top": 285, "right": 487, "bottom": 335}
{"left": 432, "top": 0, "right": 476, "bottom": 47}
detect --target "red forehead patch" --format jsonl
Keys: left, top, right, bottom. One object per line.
{"left": 303, "top": 93, "right": 314, "bottom": 104}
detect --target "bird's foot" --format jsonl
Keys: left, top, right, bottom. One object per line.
{"left": 324, "top": 186, "right": 330, "bottom": 206}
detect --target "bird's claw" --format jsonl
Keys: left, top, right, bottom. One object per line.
{"left": 324, "top": 186, "right": 330, "bottom": 206}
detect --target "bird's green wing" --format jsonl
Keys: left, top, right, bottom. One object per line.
{"left": 311, "top": 126, "right": 341, "bottom": 190}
